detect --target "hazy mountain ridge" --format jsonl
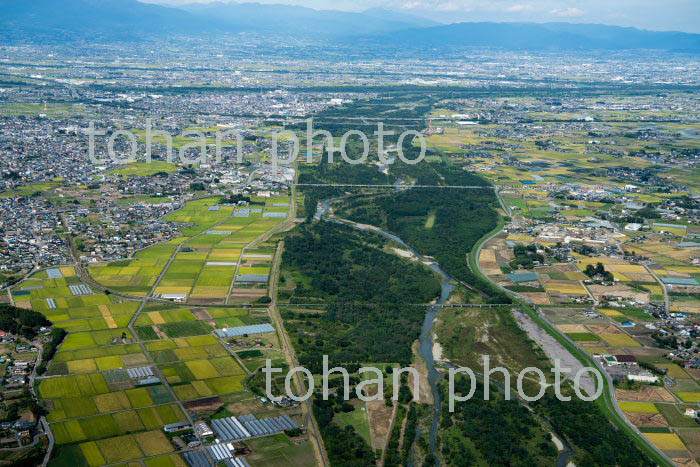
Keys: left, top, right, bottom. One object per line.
{"left": 2, "top": 0, "right": 699, "bottom": 52}
{"left": 0, "top": 0, "right": 226, "bottom": 42}
{"left": 360, "top": 7, "right": 440, "bottom": 28}
{"left": 370, "top": 21, "right": 700, "bottom": 52}
{"left": 179, "top": 2, "right": 425, "bottom": 36}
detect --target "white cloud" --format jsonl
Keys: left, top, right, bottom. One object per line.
{"left": 434, "top": 2, "right": 462, "bottom": 12}
{"left": 549, "top": 7, "right": 586, "bottom": 18}
{"left": 506, "top": 4, "right": 533, "bottom": 13}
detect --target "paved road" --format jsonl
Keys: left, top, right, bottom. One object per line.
{"left": 295, "top": 183, "right": 494, "bottom": 189}
{"left": 268, "top": 241, "right": 329, "bottom": 467}
{"left": 20, "top": 341, "right": 55, "bottom": 466}
{"left": 645, "top": 264, "right": 671, "bottom": 313}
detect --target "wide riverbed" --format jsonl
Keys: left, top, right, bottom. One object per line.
{"left": 316, "top": 198, "right": 453, "bottom": 463}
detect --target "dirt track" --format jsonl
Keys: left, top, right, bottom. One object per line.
{"left": 513, "top": 309, "right": 596, "bottom": 396}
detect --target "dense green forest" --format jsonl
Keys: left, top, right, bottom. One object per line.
{"left": 335, "top": 162, "right": 510, "bottom": 303}
{"left": 297, "top": 153, "right": 394, "bottom": 221}
{"left": 281, "top": 212, "right": 441, "bottom": 462}
{"left": 0, "top": 303, "right": 51, "bottom": 339}
{"left": 296, "top": 153, "right": 508, "bottom": 304}
{"left": 282, "top": 220, "right": 441, "bottom": 372}
{"left": 313, "top": 395, "right": 376, "bottom": 466}
{"left": 283, "top": 221, "right": 440, "bottom": 304}
{"left": 439, "top": 376, "right": 558, "bottom": 466}
{"left": 532, "top": 393, "right": 655, "bottom": 467}
{"left": 288, "top": 94, "right": 431, "bottom": 137}
{"left": 36, "top": 327, "right": 67, "bottom": 375}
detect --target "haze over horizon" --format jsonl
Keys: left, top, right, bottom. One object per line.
{"left": 143, "top": 0, "right": 700, "bottom": 33}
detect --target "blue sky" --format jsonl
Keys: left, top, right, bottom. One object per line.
{"left": 147, "top": 0, "right": 700, "bottom": 33}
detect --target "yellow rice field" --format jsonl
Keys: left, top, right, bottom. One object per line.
{"left": 645, "top": 433, "right": 686, "bottom": 450}
{"left": 599, "top": 333, "right": 641, "bottom": 347}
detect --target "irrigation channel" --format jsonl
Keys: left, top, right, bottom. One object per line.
{"left": 315, "top": 197, "right": 573, "bottom": 466}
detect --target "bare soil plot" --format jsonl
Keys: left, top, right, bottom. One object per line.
{"left": 229, "top": 289, "right": 267, "bottom": 300}
{"left": 188, "top": 297, "right": 226, "bottom": 305}
{"left": 553, "top": 263, "right": 578, "bottom": 273}
{"left": 520, "top": 292, "right": 551, "bottom": 305}
{"left": 624, "top": 412, "right": 669, "bottom": 427}
{"left": 677, "top": 429, "right": 700, "bottom": 460}
{"left": 626, "top": 326, "right": 657, "bottom": 338}
{"left": 224, "top": 398, "right": 267, "bottom": 416}
{"left": 586, "top": 284, "right": 649, "bottom": 303}
{"left": 632, "top": 336, "right": 659, "bottom": 347}
{"left": 367, "top": 397, "right": 393, "bottom": 451}
{"left": 616, "top": 386, "right": 677, "bottom": 403}
{"left": 672, "top": 458, "right": 700, "bottom": 467}
{"left": 555, "top": 324, "right": 588, "bottom": 333}
{"left": 588, "top": 325, "right": 622, "bottom": 335}
{"left": 625, "top": 347, "right": 668, "bottom": 358}
{"left": 624, "top": 272, "right": 657, "bottom": 282}
{"left": 191, "top": 308, "right": 213, "bottom": 320}
{"left": 121, "top": 353, "right": 149, "bottom": 366}
{"left": 183, "top": 396, "right": 223, "bottom": 414}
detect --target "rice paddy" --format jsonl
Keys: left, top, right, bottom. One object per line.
{"left": 675, "top": 393, "right": 700, "bottom": 403}
{"left": 19, "top": 196, "right": 292, "bottom": 465}
{"left": 619, "top": 402, "right": 659, "bottom": 414}
{"left": 645, "top": 432, "right": 687, "bottom": 450}
{"left": 87, "top": 195, "right": 288, "bottom": 303}
{"left": 598, "top": 333, "right": 642, "bottom": 347}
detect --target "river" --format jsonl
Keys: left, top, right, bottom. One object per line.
{"left": 315, "top": 197, "right": 573, "bottom": 466}
{"left": 316, "top": 197, "right": 454, "bottom": 464}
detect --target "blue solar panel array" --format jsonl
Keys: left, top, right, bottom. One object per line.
{"left": 215, "top": 324, "right": 275, "bottom": 338}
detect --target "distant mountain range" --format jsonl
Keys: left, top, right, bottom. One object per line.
{"left": 0, "top": 0, "right": 218, "bottom": 42}
{"left": 372, "top": 22, "right": 700, "bottom": 52}
{"left": 2, "top": 0, "right": 700, "bottom": 52}
{"left": 179, "top": 2, "right": 434, "bottom": 37}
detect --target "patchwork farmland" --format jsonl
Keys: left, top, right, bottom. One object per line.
{"left": 88, "top": 196, "right": 287, "bottom": 304}
{"left": 8, "top": 194, "right": 313, "bottom": 466}
{"left": 478, "top": 218, "right": 700, "bottom": 461}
